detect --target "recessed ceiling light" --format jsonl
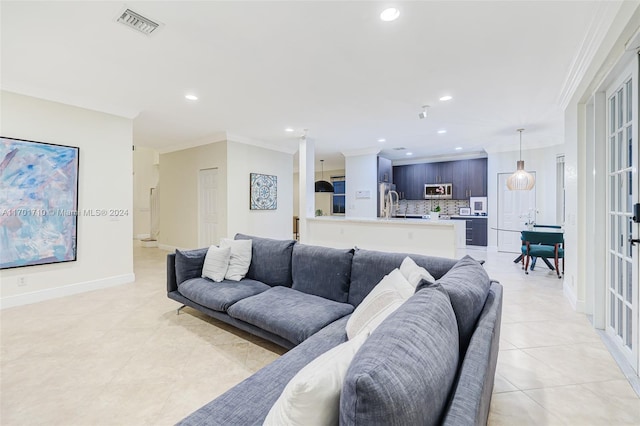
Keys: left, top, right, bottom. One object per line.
{"left": 437, "top": 130, "right": 447, "bottom": 134}
{"left": 380, "top": 8, "right": 400, "bottom": 22}
{"left": 455, "top": 147, "right": 463, "bottom": 151}
{"left": 439, "top": 95, "right": 453, "bottom": 101}
{"left": 378, "top": 138, "right": 386, "bottom": 143}
{"left": 285, "top": 128, "right": 294, "bottom": 132}
{"left": 406, "top": 152, "right": 413, "bottom": 156}
{"left": 185, "top": 94, "right": 198, "bottom": 101}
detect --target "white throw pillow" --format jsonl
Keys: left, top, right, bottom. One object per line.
{"left": 400, "top": 256, "right": 436, "bottom": 288}
{"left": 220, "top": 238, "right": 252, "bottom": 281}
{"left": 201, "top": 245, "right": 231, "bottom": 282}
{"left": 345, "top": 268, "right": 412, "bottom": 339}
{"left": 263, "top": 331, "right": 369, "bottom": 426}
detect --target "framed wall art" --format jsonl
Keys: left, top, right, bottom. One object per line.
{"left": 0, "top": 136, "right": 80, "bottom": 269}
{"left": 250, "top": 173, "right": 277, "bottom": 210}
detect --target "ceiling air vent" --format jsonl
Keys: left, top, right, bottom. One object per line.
{"left": 116, "top": 9, "right": 160, "bottom": 35}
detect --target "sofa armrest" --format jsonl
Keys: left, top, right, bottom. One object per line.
{"left": 167, "top": 253, "right": 177, "bottom": 293}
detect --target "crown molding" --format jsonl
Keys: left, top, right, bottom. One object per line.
{"left": 156, "top": 131, "right": 227, "bottom": 154}
{"left": 556, "top": 1, "right": 622, "bottom": 110}
{"left": 226, "top": 132, "right": 298, "bottom": 154}
{"left": 341, "top": 147, "right": 381, "bottom": 157}
{"left": 1, "top": 85, "right": 140, "bottom": 119}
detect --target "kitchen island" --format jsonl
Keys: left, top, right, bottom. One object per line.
{"left": 304, "top": 216, "right": 466, "bottom": 259}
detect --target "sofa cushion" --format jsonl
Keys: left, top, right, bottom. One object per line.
{"left": 263, "top": 331, "right": 369, "bottom": 426}
{"left": 348, "top": 248, "right": 458, "bottom": 307}
{"left": 178, "top": 277, "right": 270, "bottom": 312}
{"left": 227, "top": 286, "right": 354, "bottom": 345}
{"left": 201, "top": 246, "right": 231, "bottom": 282}
{"left": 235, "top": 234, "right": 296, "bottom": 287}
{"left": 419, "top": 255, "right": 491, "bottom": 356}
{"left": 175, "top": 248, "right": 208, "bottom": 285}
{"left": 340, "top": 285, "right": 459, "bottom": 426}
{"left": 345, "top": 268, "right": 411, "bottom": 339}
{"left": 291, "top": 244, "right": 354, "bottom": 303}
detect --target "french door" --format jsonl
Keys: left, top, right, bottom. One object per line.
{"left": 606, "top": 61, "right": 638, "bottom": 372}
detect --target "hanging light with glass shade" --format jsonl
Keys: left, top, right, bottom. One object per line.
{"left": 507, "top": 128, "right": 535, "bottom": 190}
{"left": 315, "top": 160, "right": 334, "bottom": 192}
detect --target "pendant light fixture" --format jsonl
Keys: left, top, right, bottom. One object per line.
{"left": 507, "top": 128, "right": 535, "bottom": 190}
{"left": 315, "top": 160, "right": 334, "bottom": 193}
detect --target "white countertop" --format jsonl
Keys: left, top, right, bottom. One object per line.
{"left": 307, "top": 216, "right": 461, "bottom": 227}
{"left": 450, "top": 215, "right": 489, "bottom": 219}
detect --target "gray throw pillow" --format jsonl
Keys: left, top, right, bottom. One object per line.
{"left": 175, "top": 248, "right": 208, "bottom": 285}
{"left": 340, "top": 284, "right": 459, "bottom": 426}
{"left": 419, "top": 255, "right": 491, "bottom": 356}
{"left": 235, "top": 234, "right": 296, "bottom": 286}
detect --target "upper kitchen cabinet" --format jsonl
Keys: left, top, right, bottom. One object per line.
{"left": 452, "top": 158, "right": 487, "bottom": 198}
{"left": 467, "top": 158, "right": 487, "bottom": 197}
{"left": 393, "top": 163, "right": 424, "bottom": 199}
{"left": 424, "top": 161, "right": 453, "bottom": 184}
{"left": 377, "top": 156, "right": 393, "bottom": 183}
{"left": 394, "top": 157, "right": 487, "bottom": 200}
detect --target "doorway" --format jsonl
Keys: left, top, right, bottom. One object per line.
{"left": 605, "top": 62, "right": 638, "bottom": 373}
{"left": 497, "top": 172, "right": 537, "bottom": 253}
{"left": 198, "top": 168, "right": 219, "bottom": 247}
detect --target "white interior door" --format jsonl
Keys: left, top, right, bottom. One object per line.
{"left": 497, "top": 172, "right": 536, "bottom": 253}
{"left": 198, "top": 168, "right": 218, "bottom": 247}
{"left": 606, "top": 62, "right": 638, "bottom": 372}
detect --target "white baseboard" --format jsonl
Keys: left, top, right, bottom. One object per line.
{"left": 563, "top": 280, "right": 579, "bottom": 311}
{"left": 0, "top": 273, "right": 135, "bottom": 310}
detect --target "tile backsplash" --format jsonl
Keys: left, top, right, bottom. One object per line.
{"left": 395, "top": 199, "right": 470, "bottom": 216}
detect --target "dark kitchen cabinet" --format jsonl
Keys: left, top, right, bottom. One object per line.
{"left": 393, "top": 158, "right": 487, "bottom": 200}
{"left": 392, "top": 166, "right": 407, "bottom": 199}
{"left": 394, "top": 164, "right": 424, "bottom": 200}
{"left": 425, "top": 162, "right": 453, "bottom": 184}
{"left": 451, "top": 158, "right": 488, "bottom": 199}
{"left": 451, "top": 161, "right": 468, "bottom": 199}
{"left": 378, "top": 156, "right": 393, "bottom": 183}
{"left": 467, "top": 158, "right": 487, "bottom": 197}
{"left": 451, "top": 217, "right": 487, "bottom": 246}
{"left": 405, "top": 164, "right": 425, "bottom": 200}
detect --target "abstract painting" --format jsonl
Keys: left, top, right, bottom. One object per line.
{"left": 0, "top": 137, "right": 79, "bottom": 269}
{"left": 250, "top": 173, "right": 277, "bottom": 210}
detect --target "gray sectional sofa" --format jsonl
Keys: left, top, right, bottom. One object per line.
{"left": 166, "top": 233, "right": 503, "bottom": 425}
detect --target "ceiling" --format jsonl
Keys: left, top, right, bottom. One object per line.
{"left": 1, "top": 1, "right": 620, "bottom": 169}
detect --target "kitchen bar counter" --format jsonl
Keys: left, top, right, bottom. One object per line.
{"left": 304, "top": 216, "right": 466, "bottom": 258}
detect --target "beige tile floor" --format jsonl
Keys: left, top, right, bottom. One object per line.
{"left": 1, "top": 243, "right": 639, "bottom": 425}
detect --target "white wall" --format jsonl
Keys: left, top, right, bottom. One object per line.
{"left": 0, "top": 91, "right": 134, "bottom": 308}
{"left": 226, "top": 141, "right": 293, "bottom": 239}
{"left": 159, "top": 141, "right": 227, "bottom": 249}
{"left": 132, "top": 146, "right": 159, "bottom": 239}
{"left": 487, "top": 144, "right": 564, "bottom": 248}
{"left": 345, "top": 154, "right": 378, "bottom": 218}
{"left": 563, "top": 2, "right": 640, "bottom": 312}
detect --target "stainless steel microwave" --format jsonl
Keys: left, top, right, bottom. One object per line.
{"left": 424, "top": 183, "right": 452, "bottom": 199}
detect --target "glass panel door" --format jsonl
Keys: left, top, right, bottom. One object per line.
{"left": 606, "top": 66, "right": 637, "bottom": 371}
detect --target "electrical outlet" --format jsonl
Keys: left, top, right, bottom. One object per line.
{"left": 17, "top": 277, "right": 27, "bottom": 287}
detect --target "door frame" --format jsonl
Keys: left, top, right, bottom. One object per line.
{"left": 590, "top": 50, "right": 639, "bottom": 374}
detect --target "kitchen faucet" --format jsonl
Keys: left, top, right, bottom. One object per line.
{"left": 384, "top": 190, "right": 399, "bottom": 219}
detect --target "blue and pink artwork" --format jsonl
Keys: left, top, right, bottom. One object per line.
{"left": 0, "top": 137, "right": 79, "bottom": 269}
